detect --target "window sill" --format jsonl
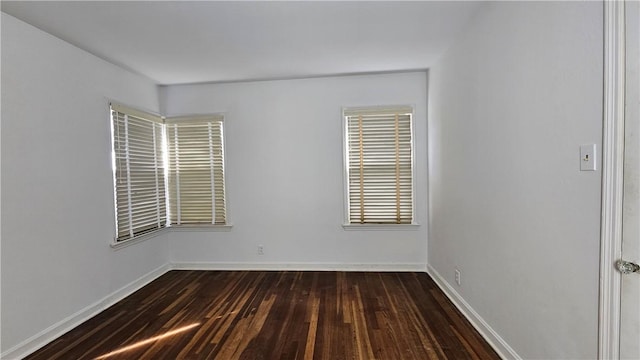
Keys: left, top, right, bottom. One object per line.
{"left": 342, "top": 223, "right": 420, "bottom": 231}
{"left": 169, "top": 224, "right": 233, "bottom": 232}
{"left": 110, "top": 228, "right": 168, "bottom": 250}
{"left": 110, "top": 224, "right": 233, "bottom": 250}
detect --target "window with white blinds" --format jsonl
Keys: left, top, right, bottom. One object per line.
{"left": 166, "top": 115, "right": 227, "bottom": 225}
{"left": 111, "top": 104, "right": 167, "bottom": 241}
{"left": 344, "top": 106, "right": 414, "bottom": 224}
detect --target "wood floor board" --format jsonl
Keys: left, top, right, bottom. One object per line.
{"left": 24, "top": 271, "right": 500, "bottom": 360}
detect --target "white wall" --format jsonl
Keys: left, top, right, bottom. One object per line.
{"left": 0, "top": 14, "right": 428, "bottom": 357}
{"left": 428, "top": 2, "right": 602, "bottom": 359}
{"left": 1, "top": 14, "right": 169, "bottom": 357}
{"left": 6, "top": 2, "right": 607, "bottom": 358}
{"left": 161, "top": 72, "right": 428, "bottom": 270}
{"left": 621, "top": 1, "right": 640, "bottom": 357}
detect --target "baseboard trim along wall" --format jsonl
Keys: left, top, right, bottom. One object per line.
{"left": 171, "top": 261, "right": 428, "bottom": 272}
{"left": 1, "top": 263, "right": 171, "bottom": 360}
{"left": 3, "top": 261, "right": 424, "bottom": 359}
{"left": 426, "top": 264, "right": 521, "bottom": 360}
{"left": 7, "top": 262, "right": 520, "bottom": 360}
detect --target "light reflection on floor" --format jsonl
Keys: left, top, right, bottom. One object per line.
{"left": 94, "top": 322, "right": 200, "bottom": 359}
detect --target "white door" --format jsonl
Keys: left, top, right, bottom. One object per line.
{"left": 620, "top": 1, "right": 640, "bottom": 358}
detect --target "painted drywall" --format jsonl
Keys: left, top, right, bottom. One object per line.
{"left": 161, "top": 72, "right": 428, "bottom": 269}
{"left": 428, "top": 2, "right": 602, "bottom": 359}
{"left": 1, "top": 13, "right": 169, "bottom": 356}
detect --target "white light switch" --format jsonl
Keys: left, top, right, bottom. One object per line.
{"left": 580, "top": 144, "right": 596, "bottom": 171}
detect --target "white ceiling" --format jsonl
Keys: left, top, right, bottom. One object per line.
{"left": 1, "top": 1, "right": 482, "bottom": 85}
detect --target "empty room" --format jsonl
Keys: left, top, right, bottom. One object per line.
{"left": 2, "top": 1, "right": 638, "bottom": 359}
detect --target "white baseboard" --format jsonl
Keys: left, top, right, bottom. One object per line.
{"left": 172, "top": 261, "right": 427, "bottom": 272}
{"left": 426, "top": 264, "right": 520, "bottom": 360}
{"left": 9, "top": 262, "right": 512, "bottom": 360}
{"left": 1, "top": 263, "right": 171, "bottom": 360}
{"left": 2, "top": 261, "right": 423, "bottom": 359}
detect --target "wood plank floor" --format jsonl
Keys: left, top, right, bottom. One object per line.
{"left": 25, "top": 271, "right": 500, "bottom": 360}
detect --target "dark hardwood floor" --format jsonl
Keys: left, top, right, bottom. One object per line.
{"left": 25, "top": 271, "right": 500, "bottom": 360}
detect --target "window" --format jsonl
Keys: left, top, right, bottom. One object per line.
{"left": 166, "top": 115, "right": 227, "bottom": 225}
{"left": 111, "top": 104, "right": 167, "bottom": 241}
{"left": 110, "top": 104, "right": 228, "bottom": 243}
{"left": 344, "top": 106, "right": 414, "bottom": 224}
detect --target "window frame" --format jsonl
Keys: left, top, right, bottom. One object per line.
{"left": 165, "top": 114, "right": 229, "bottom": 228}
{"left": 109, "top": 104, "right": 232, "bottom": 248}
{"left": 109, "top": 103, "right": 168, "bottom": 244}
{"left": 342, "top": 105, "right": 418, "bottom": 229}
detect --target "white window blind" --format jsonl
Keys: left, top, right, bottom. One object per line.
{"left": 166, "top": 115, "right": 226, "bottom": 225}
{"left": 345, "top": 106, "right": 414, "bottom": 224}
{"left": 111, "top": 104, "right": 167, "bottom": 241}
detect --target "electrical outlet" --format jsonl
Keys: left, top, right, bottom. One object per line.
{"left": 257, "top": 245, "right": 264, "bottom": 255}
{"left": 454, "top": 268, "right": 461, "bottom": 286}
